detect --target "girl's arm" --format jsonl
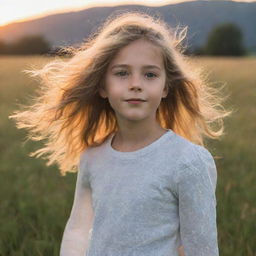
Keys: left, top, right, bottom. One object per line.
{"left": 177, "top": 148, "right": 219, "bottom": 256}
{"left": 60, "top": 154, "right": 93, "bottom": 256}
{"left": 178, "top": 245, "right": 185, "bottom": 256}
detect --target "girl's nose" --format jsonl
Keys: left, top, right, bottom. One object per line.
{"left": 129, "top": 85, "right": 142, "bottom": 92}
{"left": 129, "top": 74, "right": 142, "bottom": 91}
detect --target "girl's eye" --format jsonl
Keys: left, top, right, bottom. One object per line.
{"left": 115, "top": 71, "right": 128, "bottom": 77}
{"left": 145, "top": 72, "right": 157, "bottom": 78}
{"left": 114, "top": 71, "right": 158, "bottom": 79}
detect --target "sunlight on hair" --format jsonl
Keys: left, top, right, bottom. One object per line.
{"left": 9, "top": 11, "right": 233, "bottom": 175}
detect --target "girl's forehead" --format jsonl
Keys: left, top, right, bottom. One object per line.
{"left": 109, "top": 39, "right": 164, "bottom": 69}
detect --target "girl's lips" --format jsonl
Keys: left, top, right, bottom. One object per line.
{"left": 125, "top": 100, "right": 145, "bottom": 104}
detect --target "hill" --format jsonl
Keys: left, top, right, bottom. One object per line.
{"left": 0, "top": 0, "right": 255, "bottom": 51}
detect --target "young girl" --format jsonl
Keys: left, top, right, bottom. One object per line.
{"left": 9, "top": 11, "right": 232, "bottom": 256}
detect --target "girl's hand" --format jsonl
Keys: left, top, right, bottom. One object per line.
{"left": 178, "top": 245, "right": 185, "bottom": 256}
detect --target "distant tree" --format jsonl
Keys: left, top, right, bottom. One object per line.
{"left": 0, "top": 40, "right": 7, "bottom": 54}
{"left": 204, "top": 23, "right": 246, "bottom": 56}
{"left": 7, "top": 35, "right": 51, "bottom": 55}
{"left": 192, "top": 46, "right": 206, "bottom": 55}
{"left": 184, "top": 45, "right": 205, "bottom": 56}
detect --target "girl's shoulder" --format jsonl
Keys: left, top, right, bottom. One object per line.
{"left": 184, "top": 143, "right": 214, "bottom": 166}
{"left": 169, "top": 131, "right": 215, "bottom": 167}
{"left": 79, "top": 136, "right": 110, "bottom": 164}
{"left": 178, "top": 140, "right": 215, "bottom": 172}
{"left": 176, "top": 143, "right": 217, "bottom": 190}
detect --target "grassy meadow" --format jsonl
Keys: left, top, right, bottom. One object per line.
{"left": 0, "top": 55, "right": 255, "bottom": 256}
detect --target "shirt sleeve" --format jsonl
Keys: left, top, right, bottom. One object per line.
{"left": 177, "top": 146, "right": 219, "bottom": 256}
{"left": 78, "top": 149, "right": 91, "bottom": 188}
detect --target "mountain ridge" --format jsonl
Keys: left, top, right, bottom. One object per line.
{"left": 0, "top": 0, "right": 255, "bottom": 51}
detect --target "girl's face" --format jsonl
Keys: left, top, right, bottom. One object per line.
{"left": 99, "top": 38, "right": 168, "bottom": 123}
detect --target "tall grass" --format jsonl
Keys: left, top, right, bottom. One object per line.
{"left": 0, "top": 55, "right": 255, "bottom": 256}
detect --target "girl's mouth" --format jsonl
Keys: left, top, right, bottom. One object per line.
{"left": 126, "top": 100, "right": 145, "bottom": 104}
{"left": 125, "top": 98, "right": 146, "bottom": 104}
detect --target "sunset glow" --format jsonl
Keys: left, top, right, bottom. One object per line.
{"left": 0, "top": 0, "right": 255, "bottom": 27}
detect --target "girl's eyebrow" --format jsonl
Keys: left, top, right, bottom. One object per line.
{"left": 111, "top": 64, "right": 161, "bottom": 70}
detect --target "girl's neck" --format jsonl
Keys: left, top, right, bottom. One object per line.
{"left": 112, "top": 121, "right": 168, "bottom": 152}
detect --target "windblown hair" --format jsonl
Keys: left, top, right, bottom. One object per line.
{"left": 9, "top": 11, "right": 232, "bottom": 176}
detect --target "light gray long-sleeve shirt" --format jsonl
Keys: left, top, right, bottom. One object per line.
{"left": 79, "top": 129, "right": 219, "bottom": 256}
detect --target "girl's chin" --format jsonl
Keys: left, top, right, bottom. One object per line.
{"left": 113, "top": 109, "right": 152, "bottom": 122}
{"left": 117, "top": 114, "right": 148, "bottom": 122}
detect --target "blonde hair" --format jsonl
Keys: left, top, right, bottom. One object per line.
{"left": 9, "top": 11, "right": 232, "bottom": 176}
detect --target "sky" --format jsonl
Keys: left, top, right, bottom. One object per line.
{"left": 0, "top": 0, "right": 255, "bottom": 27}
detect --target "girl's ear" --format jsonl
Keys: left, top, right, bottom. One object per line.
{"left": 99, "top": 87, "right": 108, "bottom": 99}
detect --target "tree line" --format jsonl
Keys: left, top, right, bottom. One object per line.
{"left": 0, "top": 35, "right": 51, "bottom": 55}
{"left": 0, "top": 23, "right": 249, "bottom": 56}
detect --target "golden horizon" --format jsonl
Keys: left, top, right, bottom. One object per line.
{"left": 0, "top": 0, "right": 254, "bottom": 27}
{"left": 0, "top": 0, "right": 176, "bottom": 27}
